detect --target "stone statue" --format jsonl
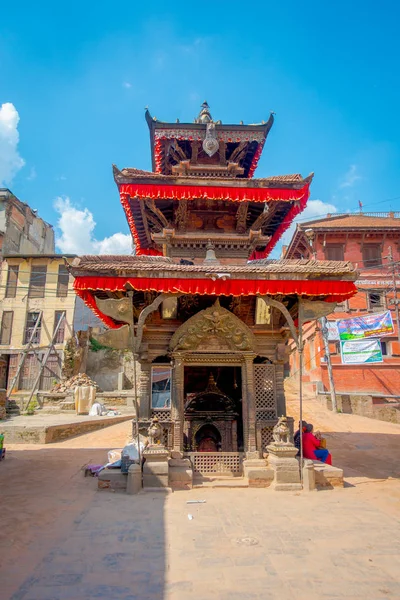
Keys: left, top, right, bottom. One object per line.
{"left": 272, "top": 416, "right": 291, "bottom": 445}
{"left": 147, "top": 417, "right": 162, "bottom": 446}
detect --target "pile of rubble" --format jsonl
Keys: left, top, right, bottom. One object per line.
{"left": 51, "top": 373, "right": 101, "bottom": 393}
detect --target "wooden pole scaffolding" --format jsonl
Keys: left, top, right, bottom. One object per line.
{"left": 6, "top": 311, "right": 43, "bottom": 400}
{"left": 24, "top": 312, "right": 66, "bottom": 413}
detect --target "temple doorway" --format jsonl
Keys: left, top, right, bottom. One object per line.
{"left": 183, "top": 366, "right": 243, "bottom": 452}
{"left": 195, "top": 424, "right": 221, "bottom": 452}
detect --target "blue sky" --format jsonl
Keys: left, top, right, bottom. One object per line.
{"left": 1, "top": 1, "right": 400, "bottom": 254}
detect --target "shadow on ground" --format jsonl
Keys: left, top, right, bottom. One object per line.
{"left": 1, "top": 445, "right": 167, "bottom": 600}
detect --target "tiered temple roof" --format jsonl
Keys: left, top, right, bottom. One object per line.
{"left": 113, "top": 103, "right": 314, "bottom": 260}
{"left": 70, "top": 103, "right": 358, "bottom": 328}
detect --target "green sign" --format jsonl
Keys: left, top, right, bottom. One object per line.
{"left": 340, "top": 339, "right": 383, "bottom": 365}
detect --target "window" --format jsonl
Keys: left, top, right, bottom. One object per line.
{"left": 368, "top": 292, "right": 384, "bottom": 311}
{"left": 5, "top": 265, "right": 19, "bottom": 298}
{"left": 0, "top": 311, "right": 14, "bottom": 345}
{"left": 362, "top": 244, "right": 382, "bottom": 268}
{"left": 53, "top": 311, "right": 66, "bottom": 344}
{"left": 334, "top": 300, "right": 349, "bottom": 312}
{"left": 28, "top": 265, "right": 47, "bottom": 298}
{"left": 151, "top": 366, "right": 172, "bottom": 409}
{"left": 24, "top": 312, "right": 41, "bottom": 344}
{"left": 56, "top": 265, "right": 69, "bottom": 297}
{"left": 325, "top": 244, "right": 344, "bottom": 261}
{"left": 381, "top": 341, "right": 389, "bottom": 356}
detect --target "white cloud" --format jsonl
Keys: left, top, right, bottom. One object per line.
{"left": 339, "top": 164, "right": 361, "bottom": 188}
{"left": 122, "top": 81, "right": 132, "bottom": 89}
{"left": 0, "top": 102, "right": 25, "bottom": 185}
{"left": 280, "top": 199, "right": 337, "bottom": 247}
{"left": 27, "top": 166, "right": 37, "bottom": 181}
{"left": 54, "top": 197, "right": 133, "bottom": 255}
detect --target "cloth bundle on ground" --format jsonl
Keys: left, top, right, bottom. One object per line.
{"left": 88, "top": 402, "right": 121, "bottom": 417}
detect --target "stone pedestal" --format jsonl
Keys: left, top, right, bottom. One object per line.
{"left": 127, "top": 464, "right": 142, "bottom": 495}
{"left": 267, "top": 443, "right": 302, "bottom": 491}
{"left": 302, "top": 459, "right": 316, "bottom": 492}
{"left": 242, "top": 458, "right": 274, "bottom": 488}
{"left": 142, "top": 445, "right": 170, "bottom": 490}
{"left": 168, "top": 457, "right": 193, "bottom": 490}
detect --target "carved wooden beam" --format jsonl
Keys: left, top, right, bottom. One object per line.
{"left": 236, "top": 202, "right": 249, "bottom": 233}
{"left": 250, "top": 205, "right": 272, "bottom": 231}
{"left": 139, "top": 199, "right": 152, "bottom": 246}
{"left": 229, "top": 141, "right": 247, "bottom": 163}
{"left": 219, "top": 141, "right": 227, "bottom": 165}
{"left": 174, "top": 199, "right": 188, "bottom": 230}
{"left": 134, "top": 293, "right": 181, "bottom": 353}
{"left": 259, "top": 296, "right": 299, "bottom": 348}
{"left": 191, "top": 141, "right": 200, "bottom": 164}
{"left": 145, "top": 199, "right": 169, "bottom": 228}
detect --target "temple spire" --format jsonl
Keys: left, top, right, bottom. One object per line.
{"left": 195, "top": 101, "right": 213, "bottom": 124}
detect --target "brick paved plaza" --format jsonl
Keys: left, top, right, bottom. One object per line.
{"left": 1, "top": 392, "right": 400, "bottom": 600}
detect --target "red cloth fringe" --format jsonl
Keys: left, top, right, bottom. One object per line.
{"left": 119, "top": 183, "right": 309, "bottom": 256}
{"left": 74, "top": 276, "right": 357, "bottom": 329}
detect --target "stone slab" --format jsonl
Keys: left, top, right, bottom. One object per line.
{"left": 98, "top": 468, "right": 127, "bottom": 491}
{"left": 1, "top": 413, "right": 134, "bottom": 444}
{"left": 313, "top": 460, "right": 344, "bottom": 488}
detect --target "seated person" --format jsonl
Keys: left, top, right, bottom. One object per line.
{"left": 302, "top": 423, "right": 332, "bottom": 465}
{"left": 293, "top": 420, "right": 308, "bottom": 456}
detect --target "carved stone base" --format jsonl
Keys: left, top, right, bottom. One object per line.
{"left": 168, "top": 457, "right": 193, "bottom": 490}
{"left": 267, "top": 443, "right": 302, "bottom": 491}
{"left": 242, "top": 458, "right": 274, "bottom": 488}
{"left": 142, "top": 445, "right": 170, "bottom": 490}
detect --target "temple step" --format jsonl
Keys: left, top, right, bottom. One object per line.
{"left": 193, "top": 476, "right": 249, "bottom": 488}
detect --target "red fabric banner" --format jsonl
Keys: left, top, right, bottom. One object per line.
{"left": 119, "top": 183, "right": 310, "bottom": 256}
{"left": 119, "top": 182, "right": 309, "bottom": 204}
{"left": 74, "top": 276, "right": 357, "bottom": 329}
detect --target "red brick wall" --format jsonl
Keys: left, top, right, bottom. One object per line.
{"left": 320, "top": 365, "right": 400, "bottom": 395}
{"left": 289, "top": 227, "right": 400, "bottom": 396}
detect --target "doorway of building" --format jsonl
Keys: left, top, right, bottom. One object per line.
{"left": 183, "top": 366, "right": 243, "bottom": 451}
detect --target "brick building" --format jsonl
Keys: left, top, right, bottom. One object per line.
{"left": 286, "top": 212, "right": 400, "bottom": 396}
{"left": 0, "top": 188, "right": 54, "bottom": 257}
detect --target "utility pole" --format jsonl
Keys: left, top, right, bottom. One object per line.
{"left": 319, "top": 316, "right": 337, "bottom": 413}
{"left": 388, "top": 246, "right": 400, "bottom": 345}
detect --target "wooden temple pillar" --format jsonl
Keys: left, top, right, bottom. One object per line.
{"left": 139, "top": 362, "right": 151, "bottom": 419}
{"left": 172, "top": 353, "right": 184, "bottom": 452}
{"left": 243, "top": 353, "right": 258, "bottom": 457}
{"left": 274, "top": 362, "right": 286, "bottom": 417}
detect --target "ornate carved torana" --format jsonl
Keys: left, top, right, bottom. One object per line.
{"left": 170, "top": 300, "right": 256, "bottom": 353}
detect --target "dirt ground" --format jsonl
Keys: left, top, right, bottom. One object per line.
{"left": 1, "top": 387, "right": 400, "bottom": 599}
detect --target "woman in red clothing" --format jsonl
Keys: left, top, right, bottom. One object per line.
{"left": 302, "top": 424, "right": 332, "bottom": 465}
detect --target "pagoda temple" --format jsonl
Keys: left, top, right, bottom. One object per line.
{"left": 69, "top": 102, "right": 357, "bottom": 476}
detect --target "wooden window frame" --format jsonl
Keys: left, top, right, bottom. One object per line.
{"left": 24, "top": 312, "right": 42, "bottom": 344}
{"left": 324, "top": 244, "right": 345, "bottom": 261}
{"left": 28, "top": 265, "right": 47, "bottom": 299}
{"left": 53, "top": 310, "right": 66, "bottom": 344}
{"left": 56, "top": 265, "right": 69, "bottom": 298}
{"left": 367, "top": 291, "right": 385, "bottom": 311}
{"left": 0, "top": 311, "right": 14, "bottom": 345}
{"left": 362, "top": 243, "right": 382, "bottom": 268}
{"left": 5, "top": 265, "right": 19, "bottom": 298}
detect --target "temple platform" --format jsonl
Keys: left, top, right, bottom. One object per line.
{"left": 1, "top": 412, "right": 134, "bottom": 444}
